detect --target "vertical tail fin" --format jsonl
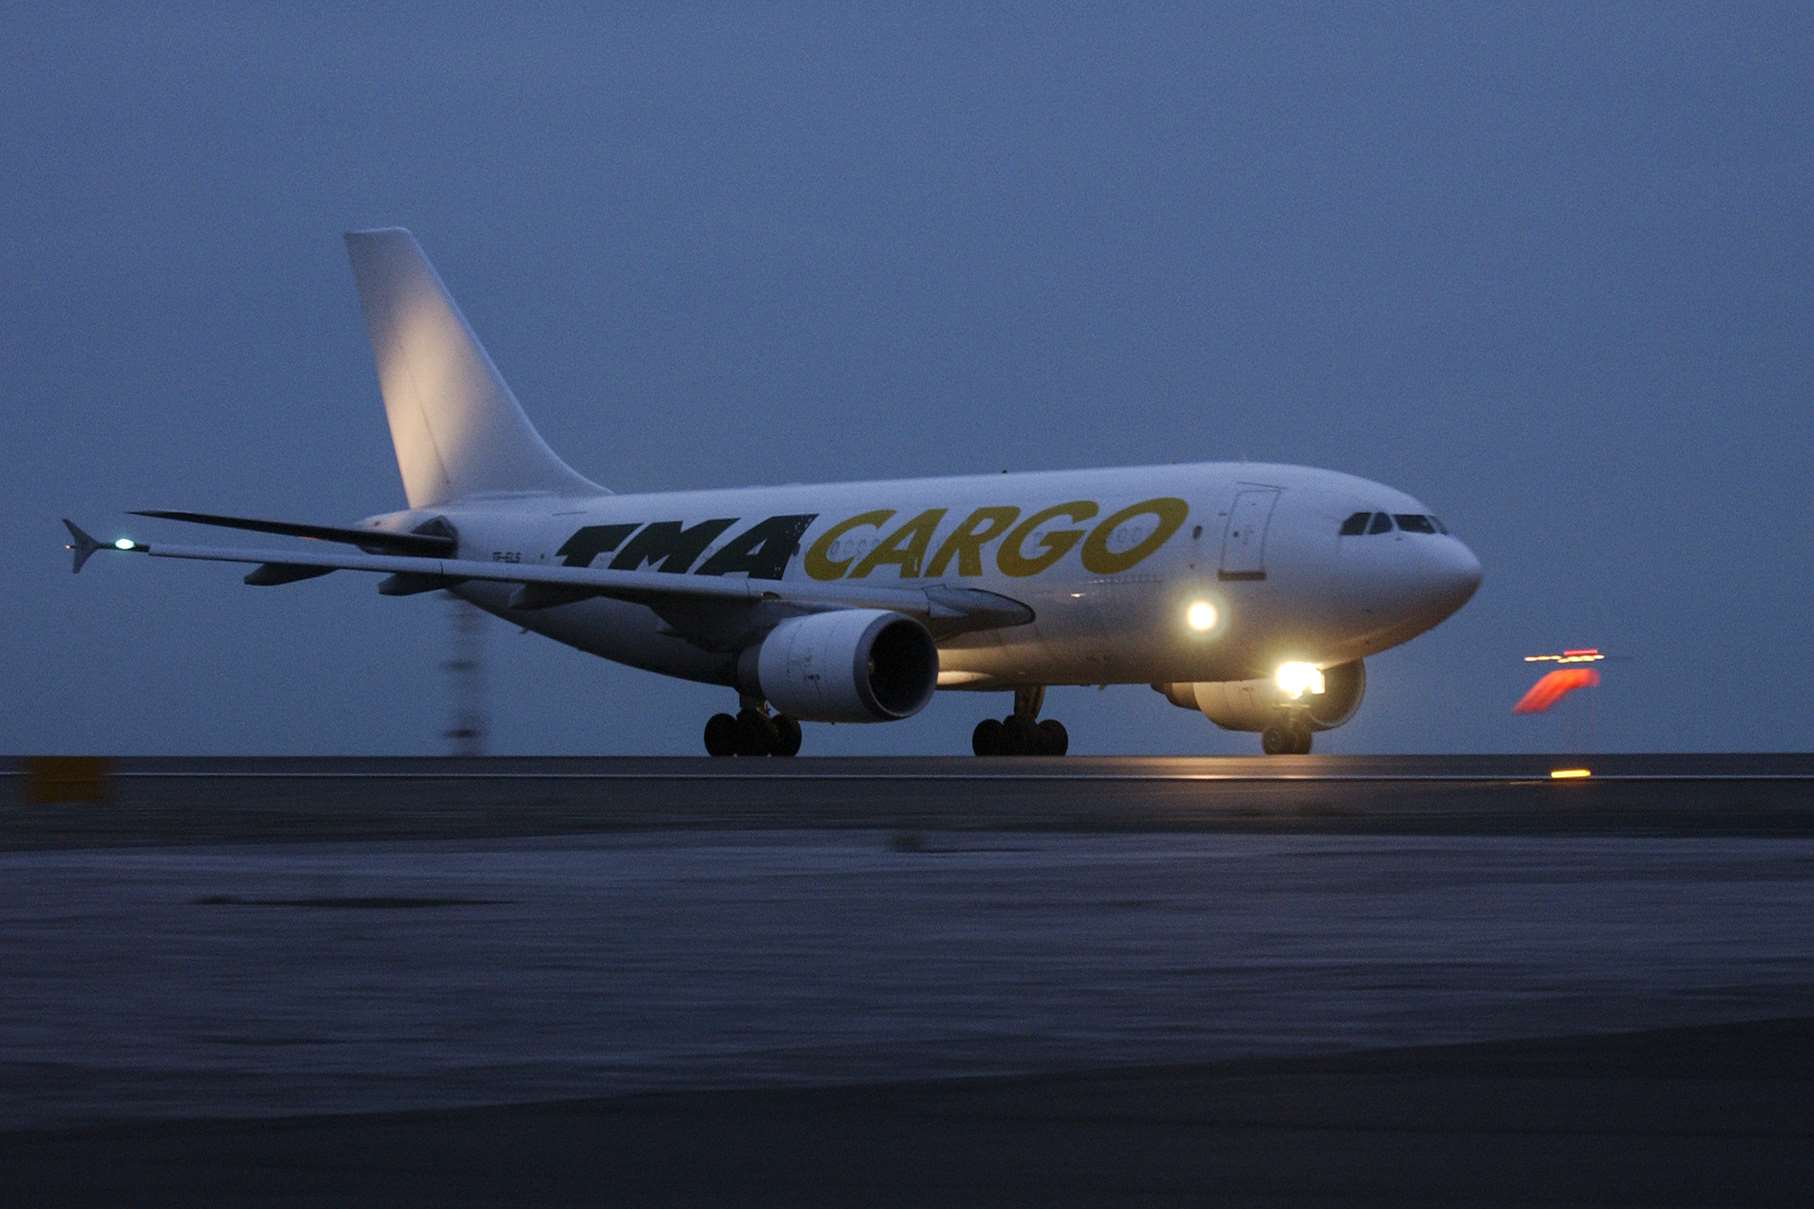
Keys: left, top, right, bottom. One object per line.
{"left": 343, "top": 228, "right": 604, "bottom": 508}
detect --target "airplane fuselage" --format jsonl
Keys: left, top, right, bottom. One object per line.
{"left": 391, "top": 459, "right": 1480, "bottom": 694}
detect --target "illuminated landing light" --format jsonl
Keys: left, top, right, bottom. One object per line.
{"left": 1275, "top": 661, "right": 1325, "bottom": 699}
{"left": 113, "top": 538, "right": 135, "bottom": 550}
{"left": 1185, "top": 601, "right": 1218, "bottom": 632}
{"left": 1550, "top": 768, "right": 1592, "bottom": 780}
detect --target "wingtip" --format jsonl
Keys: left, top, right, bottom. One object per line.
{"left": 61, "top": 518, "right": 101, "bottom": 574}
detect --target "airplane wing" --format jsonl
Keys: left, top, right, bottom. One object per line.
{"left": 127, "top": 510, "right": 456, "bottom": 555}
{"left": 60, "top": 519, "right": 1033, "bottom": 641}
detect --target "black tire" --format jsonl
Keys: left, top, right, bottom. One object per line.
{"left": 1037, "top": 718, "right": 1069, "bottom": 756}
{"left": 1292, "top": 725, "right": 1314, "bottom": 755}
{"left": 1001, "top": 714, "right": 1036, "bottom": 756}
{"left": 972, "top": 718, "right": 1004, "bottom": 756}
{"left": 703, "top": 713, "right": 738, "bottom": 757}
{"left": 735, "top": 708, "right": 778, "bottom": 757}
{"left": 773, "top": 716, "right": 803, "bottom": 758}
{"left": 1261, "top": 724, "right": 1290, "bottom": 755}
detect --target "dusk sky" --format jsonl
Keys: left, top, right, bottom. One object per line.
{"left": 10, "top": 4, "right": 1810, "bottom": 755}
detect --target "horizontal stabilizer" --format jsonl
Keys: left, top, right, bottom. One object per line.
{"left": 132, "top": 510, "right": 454, "bottom": 555}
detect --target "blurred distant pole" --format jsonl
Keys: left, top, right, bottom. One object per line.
{"left": 443, "top": 594, "right": 488, "bottom": 757}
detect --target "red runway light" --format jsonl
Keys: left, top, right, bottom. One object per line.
{"left": 1512, "top": 668, "right": 1601, "bottom": 715}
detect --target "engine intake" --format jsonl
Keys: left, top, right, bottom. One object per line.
{"left": 1155, "top": 659, "right": 1366, "bottom": 733}
{"left": 744, "top": 609, "right": 938, "bottom": 723}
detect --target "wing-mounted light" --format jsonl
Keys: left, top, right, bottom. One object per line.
{"left": 60, "top": 520, "right": 138, "bottom": 573}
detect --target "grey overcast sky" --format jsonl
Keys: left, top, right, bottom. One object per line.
{"left": 7, "top": 3, "right": 1810, "bottom": 756}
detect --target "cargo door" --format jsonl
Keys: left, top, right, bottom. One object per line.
{"left": 1219, "top": 488, "right": 1280, "bottom": 581}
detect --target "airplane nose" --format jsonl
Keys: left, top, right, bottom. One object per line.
{"left": 1428, "top": 539, "right": 1483, "bottom": 617}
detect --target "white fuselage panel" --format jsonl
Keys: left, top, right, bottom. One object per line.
{"left": 404, "top": 460, "right": 1481, "bottom": 693}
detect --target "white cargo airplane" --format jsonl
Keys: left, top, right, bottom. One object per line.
{"left": 64, "top": 229, "right": 1481, "bottom": 757}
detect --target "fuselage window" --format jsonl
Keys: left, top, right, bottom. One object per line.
{"left": 1339, "top": 512, "right": 1370, "bottom": 536}
{"left": 1395, "top": 514, "right": 1436, "bottom": 534}
{"left": 1431, "top": 516, "right": 1449, "bottom": 534}
{"left": 1368, "top": 512, "right": 1394, "bottom": 535}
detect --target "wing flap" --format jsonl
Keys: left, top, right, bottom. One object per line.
{"left": 244, "top": 563, "right": 337, "bottom": 587}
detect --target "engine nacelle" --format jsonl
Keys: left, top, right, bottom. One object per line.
{"left": 742, "top": 609, "right": 938, "bottom": 723}
{"left": 1155, "top": 659, "right": 1366, "bottom": 734}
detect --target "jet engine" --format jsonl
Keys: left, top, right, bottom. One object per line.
{"left": 1155, "top": 659, "right": 1366, "bottom": 733}
{"left": 741, "top": 609, "right": 938, "bottom": 723}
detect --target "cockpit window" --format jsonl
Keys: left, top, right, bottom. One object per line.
{"left": 1345, "top": 511, "right": 1451, "bottom": 536}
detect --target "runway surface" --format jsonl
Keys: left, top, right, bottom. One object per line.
{"left": 3, "top": 755, "right": 1810, "bottom": 1205}
{"left": 4, "top": 753, "right": 1811, "bottom": 849}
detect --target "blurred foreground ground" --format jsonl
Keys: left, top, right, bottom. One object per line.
{"left": 1, "top": 756, "right": 1809, "bottom": 1205}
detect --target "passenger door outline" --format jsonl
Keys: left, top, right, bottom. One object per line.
{"left": 1219, "top": 488, "right": 1280, "bottom": 581}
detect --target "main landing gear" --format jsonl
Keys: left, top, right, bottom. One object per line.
{"left": 972, "top": 686, "right": 1069, "bottom": 757}
{"left": 1261, "top": 707, "right": 1314, "bottom": 755}
{"left": 703, "top": 699, "right": 802, "bottom": 757}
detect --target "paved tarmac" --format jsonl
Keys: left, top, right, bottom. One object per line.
{"left": 3, "top": 754, "right": 1811, "bottom": 848}
{"left": 1, "top": 755, "right": 1810, "bottom": 1205}
{"left": 11, "top": 1018, "right": 1811, "bottom": 1208}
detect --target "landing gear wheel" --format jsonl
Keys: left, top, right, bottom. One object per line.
{"left": 1292, "top": 725, "right": 1314, "bottom": 755}
{"left": 1261, "top": 724, "right": 1290, "bottom": 755}
{"left": 704, "top": 713, "right": 738, "bottom": 757}
{"left": 1001, "top": 714, "right": 1037, "bottom": 756}
{"left": 735, "top": 708, "right": 778, "bottom": 757}
{"left": 972, "top": 718, "right": 1004, "bottom": 756}
{"left": 972, "top": 687, "right": 1069, "bottom": 756}
{"left": 772, "top": 716, "right": 802, "bottom": 758}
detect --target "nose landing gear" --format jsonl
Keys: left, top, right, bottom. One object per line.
{"left": 972, "top": 686, "right": 1069, "bottom": 756}
{"left": 1261, "top": 707, "right": 1314, "bottom": 755}
{"left": 704, "top": 699, "right": 802, "bottom": 757}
